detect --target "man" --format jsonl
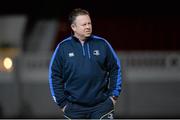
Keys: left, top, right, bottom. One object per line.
{"left": 49, "top": 8, "right": 122, "bottom": 119}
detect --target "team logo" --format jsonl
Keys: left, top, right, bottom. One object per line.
{"left": 93, "top": 50, "right": 100, "bottom": 56}
{"left": 68, "top": 52, "right": 75, "bottom": 57}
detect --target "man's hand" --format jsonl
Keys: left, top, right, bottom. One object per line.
{"left": 61, "top": 105, "right": 67, "bottom": 112}
{"left": 110, "top": 96, "right": 117, "bottom": 106}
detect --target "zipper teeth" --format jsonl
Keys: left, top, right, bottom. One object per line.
{"left": 87, "top": 43, "right": 91, "bottom": 59}
{"left": 81, "top": 44, "right": 85, "bottom": 56}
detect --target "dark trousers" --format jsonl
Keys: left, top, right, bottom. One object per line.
{"left": 63, "top": 97, "right": 114, "bottom": 119}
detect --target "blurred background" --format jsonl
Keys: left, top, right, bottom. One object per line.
{"left": 0, "top": 0, "right": 180, "bottom": 119}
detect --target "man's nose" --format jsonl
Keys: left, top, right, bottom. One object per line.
{"left": 86, "top": 24, "right": 90, "bottom": 28}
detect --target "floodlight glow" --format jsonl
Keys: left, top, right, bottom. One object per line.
{"left": 3, "top": 57, "right": 13, "bottom": 70}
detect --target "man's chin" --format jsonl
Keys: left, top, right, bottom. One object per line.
{"left": 85, "top": 33, "right": 91, "bottom": 37}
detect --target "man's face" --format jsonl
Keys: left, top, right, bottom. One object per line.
{"left": 71, "top": 15, "right": 92, "bottom": 40}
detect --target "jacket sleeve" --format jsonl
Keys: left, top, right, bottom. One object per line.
{"left": 105, "top": 41, "right": 122, "bottom": 97}
{"left": 49, "top": 44, "right": 67, "bottom": 108}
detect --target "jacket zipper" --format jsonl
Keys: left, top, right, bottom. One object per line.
{"left": 87, "top": 43, "right": 91, "bottom": 59}
{"left": 81, "top": 42, "right": 91, "bottom": 59}
{"left": 81, "top": 43, "right": 85, "bottom": 56}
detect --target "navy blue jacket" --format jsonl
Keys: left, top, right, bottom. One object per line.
{"left": 49, "top": 35, "right": 122, "bottom": 108}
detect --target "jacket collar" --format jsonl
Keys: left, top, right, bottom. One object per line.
{"left": 71, "top": 35, "right": 93, "bottom": 43}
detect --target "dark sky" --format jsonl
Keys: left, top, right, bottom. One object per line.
{"left": 0, "top": 1, "right": 179, "bottom": 19}
{"left": 1, "top": 1, "right": 180, "bottom": 51}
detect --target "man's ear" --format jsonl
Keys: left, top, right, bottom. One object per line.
{"left": 71, "top": 24, "right": 75, "bottom": 30}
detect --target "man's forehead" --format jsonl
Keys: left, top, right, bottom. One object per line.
{"left": 75, "top": 15, "right": 91, "bottom": 23}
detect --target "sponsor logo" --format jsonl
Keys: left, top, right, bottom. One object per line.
{"left": 107, "top": 113, "right": 113, "bottom": 119}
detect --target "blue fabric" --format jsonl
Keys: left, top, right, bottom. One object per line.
{"left": 49, "top": 35, "right": 122, "bottom": 108}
